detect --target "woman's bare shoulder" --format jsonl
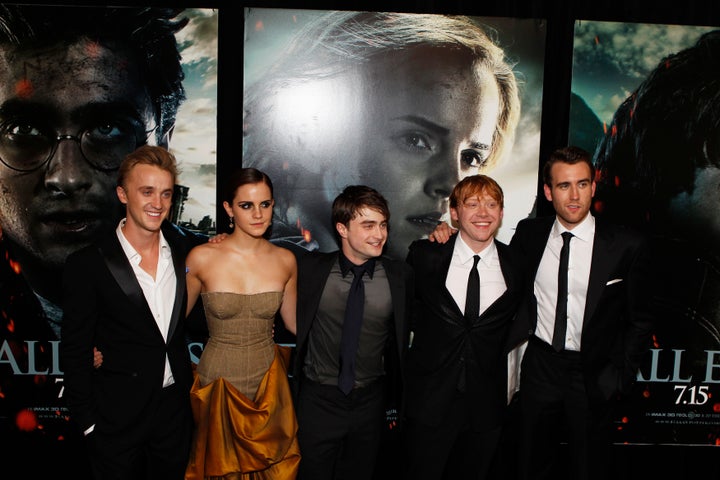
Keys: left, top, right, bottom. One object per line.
{"left": 268, "top": 242, "right": 297, "bottom": 266}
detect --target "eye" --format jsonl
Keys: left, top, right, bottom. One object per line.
{"left": 239, "top": 202, "right": 252, "bottom": 209}
{"left": 82, "top": 118, "right": 144, "bottom": 147}
{"left": 0, "top": 121, "right": 51, "bottom": 147}
{"left": 460, "top": 149, "right": 488, "bottom": 169}
{"left": 396, "top": 132, "right": 432, "bottom": 152}
{"left": 260, "top": 201, "right": 272, "bottom": 208}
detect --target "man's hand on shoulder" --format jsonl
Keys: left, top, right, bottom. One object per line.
{"left": 428, "top": 222, "right": 457, "bottom": 244}
{"left": 207, "top": 233, "right": 229, "bottom": 244}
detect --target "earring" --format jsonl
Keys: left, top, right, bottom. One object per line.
{"left": 229, "top": 216, "right": 234, "bottom": 229}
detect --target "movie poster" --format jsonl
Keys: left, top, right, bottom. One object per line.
{"left": 243, "top": 8, "right": 545, "bottom": 260}
{"left": 570, "top": 20, "right": 720, "bottom": 445}
{"left": 0, "top": 6, "right": 217, "bottom": 476}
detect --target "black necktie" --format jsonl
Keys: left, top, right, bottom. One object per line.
{"left": 464, "top": 255, "right": 481, "bottom": 324}
{"left": 338, "top": 264, "right": 366, "bottom": 395}
{"left": 552, "top": 232, "right": 574, "bottom": 352}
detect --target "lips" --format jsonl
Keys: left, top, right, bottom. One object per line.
{"left": 39, "top": 209, "right": 106, "bottom": 236}
{"left": 406, "top": 212, "right": 443, "bottom": 232}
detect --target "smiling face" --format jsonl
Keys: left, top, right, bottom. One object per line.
{"left": 116, "top": 163, "right": 173, "bottom": 235}
{"left": 336, "top": 207, "right": 388, "bottom": 265}
{"left": 0, "top": 39, "right": 158, "bottom": 272}
{"left": 544, "top": 161, "right": 596, "bottom": 230}
{"left": 223, "top": 182, "right": 274, "bottom": 239}
{"left": 451, "top": 191, "right": 503, "bottom": 252}
{"left": 357, "top": 47, "right": 501, "bottom": 258}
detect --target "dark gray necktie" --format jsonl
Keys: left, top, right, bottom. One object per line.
{"left": 552, "top": 232, "right": 574, "bottom": 352}
{"left": 338, "top": 264, "right": 366, "bottom": 395}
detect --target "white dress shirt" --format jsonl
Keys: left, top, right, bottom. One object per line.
{"left": 533, "top": 214, "right": 595, "bottom": 351}
{"left": 117, "top": 220, "right": 177, "bottom": 387}
{"left": 446, "top": 235, "right": 506, "bottom": 316}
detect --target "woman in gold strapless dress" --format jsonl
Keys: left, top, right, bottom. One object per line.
{"left": 184, "top": 168, "right": 299, "bottom": 480}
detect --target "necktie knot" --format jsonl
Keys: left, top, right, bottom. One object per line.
{"left": 351, "top": 264, "right": 366, "bottom": 278}
{"left": 471, "top": 254, "right": 481, "bottom": 268}
{"left": 561, "top": 231, "right": 573, "bottom": 245}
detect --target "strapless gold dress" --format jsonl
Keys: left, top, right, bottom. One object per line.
{"left": 185, "top": 292, "right": 300, "bottom": 480}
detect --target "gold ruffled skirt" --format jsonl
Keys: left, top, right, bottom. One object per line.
{"left": 186, "top": 345, "right": 300, "bottom": 479}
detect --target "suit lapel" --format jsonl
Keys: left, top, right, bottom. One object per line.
{"left": 584, "top": 222, "right": 613, "bottom": 323}
{"left": 164, "top": 226, "right": 186, "bottom": 342}
{"left": 100, "top": 226, "right": 185, "bottom": 343}
{"left": 298, "top": 252, "right": 336, "bottom": 348}
{"left": 381, "top": 256, "right": 407, "bottom": 356}
{"left": 439, "top": 236, "right": 464, "bottom": 317}
{"left": 99, "top": 234, "right": 148, "bottom": 314}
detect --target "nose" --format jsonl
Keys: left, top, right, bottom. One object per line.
{"left": 150, "top": 192, "right": 164, "bottom": 209}
{"left": 252, "top": 205, "right": 263, "bottom": 218}
{"left": 423, "top": 153, "right": 458, "bottom": 201}
{"left": 569, "top": 185, "right": 580, "bottom": 199}
{"left": 475, "top": 204, "right": 489, "bottom": 216}
{"left": 371, "top": 224, "right": 387, "bottom": 239}
{"left": 43, "top": 137, "right": 93, "bottom": 196}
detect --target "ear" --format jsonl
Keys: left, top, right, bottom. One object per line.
{"left": 222, "top": 200, "right": 232, "bottom": 218}
{"left": 543, "top": 184, "right": 552, "bottom": 202}
{"left": 591, "top": 180, "right": 597, "bottom": 198}
{"left": 450, "top": 207, "right": 459, "bottom": 223}
{"left": 116, "top": 185, "right": 128, "bottom": 205}
{"left": 335, "top": 222, "right": 348, "bottom": 239}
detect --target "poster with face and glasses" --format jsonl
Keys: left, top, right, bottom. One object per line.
{"left": 0, "top": 6, "right": 217, "bottom": 476}
{"left": 570, "top": 20, "right": 720, "bottom": 445}
{"left": 243, "top": 8, "right": 545, "bottom": 261}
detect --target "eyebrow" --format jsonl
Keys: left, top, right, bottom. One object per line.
{"left": 0, "top": 99, "right": 148, "bottom": 126}
{"left": 393, "top": 114, "right": 490, "bottom": 151}
{"left": 392, "top": 114, "right": 450, "bottom": 136}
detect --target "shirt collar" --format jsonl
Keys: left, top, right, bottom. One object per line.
{"left": 553, "top": 212, "right": 595, "bottom": 243}
{"left": 116, "top": 218, "right": 170, "bottom": 263}
{"left": 455, "top": 233, "right": 497, "bottom": 266}
{"left": 339, "top": 252, "right": 376, "bottom": 279}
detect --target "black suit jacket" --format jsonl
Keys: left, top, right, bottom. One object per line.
{"left": 294, "top": 251, "right": 413, "bottom": 415}
{"left": 60, "top": 222, "right": 197, "bottom": 435}
{"left": 404, "top": 236, "right": 524, "bottom": 430}
{"left": 510, "top": 215, "right": 654, "bottom": 404}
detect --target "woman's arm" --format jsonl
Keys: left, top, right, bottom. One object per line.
{"left": 279, "top": 252, "right": 298, "bottom": 336}
{"left": 185, "top": 247, "right": 204, "bottom": 316}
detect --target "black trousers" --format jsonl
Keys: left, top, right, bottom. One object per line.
{"left": 296, "top": 379, "right": 385, "bottom": 480}
{"left": 518, "top": 336, "right": 612, "bottom": 480}
{"left": 88, "top": 383, "right": 193, "bottom": 480}
{"left": 403, "top": 390, "right": 502, "bottom": 480}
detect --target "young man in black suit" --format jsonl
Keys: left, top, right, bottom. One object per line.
{"left": 403, "top": 174, "right": 525, "bottom": 480}
{"left": 293, "top": 185, "right": 413, "bottom": 480}
{"left": 510, "top": 146, "right": 654, "bottom": 480}
{"left": 61, "top": 146, "right": 196, "bottom": 479}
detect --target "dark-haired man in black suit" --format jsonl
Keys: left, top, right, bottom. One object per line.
{"left": 293, "top": 185, "right": 413, "bottom": 480}
{"left": 511, "top": 146, "right": 654, "bottom": 480}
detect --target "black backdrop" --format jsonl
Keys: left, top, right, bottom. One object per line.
{"left": 14, "top": 0, "right": 720, "bottom": 477}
